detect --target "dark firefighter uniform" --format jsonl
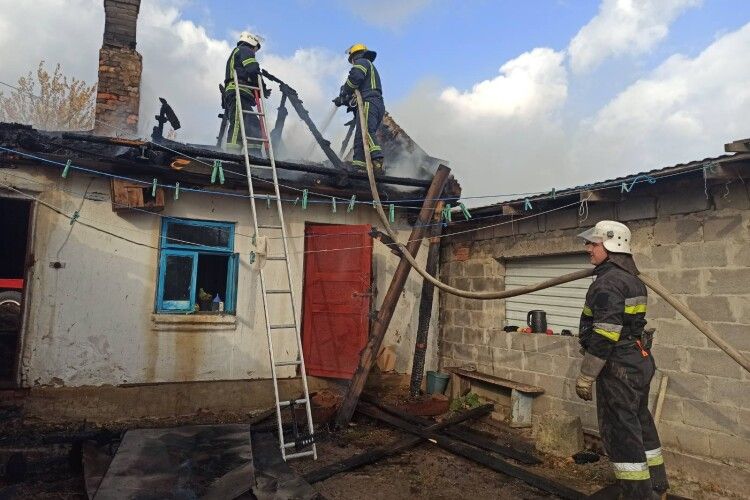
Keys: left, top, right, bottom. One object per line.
{"left": 224, "top": 42, "right": 262, "bottom": 150}
{"left": 579, "top": 257, "right": 668, "bottom": 498}
{"left": 336, "top": 49, "right": 385, "bottom": 169}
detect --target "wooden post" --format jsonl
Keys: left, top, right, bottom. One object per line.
{"left": 335, "top": 165, "right": 452, "bottom": 427}
{"left": 408, "top": 202, "right": 444, "bottom": 397}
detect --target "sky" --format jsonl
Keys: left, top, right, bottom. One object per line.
{"left": 1, "top": 0, "right": 749, "bottom": 203}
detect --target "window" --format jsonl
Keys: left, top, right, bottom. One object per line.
{"left": 156, "top": 218, "right": 239, "bottom": 314}
{"left": 504, "top": 254, "right": 593, "bottom": 335}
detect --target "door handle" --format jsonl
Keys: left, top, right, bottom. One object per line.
{"left": 352, "top": 291, "right": 374, "bottom": 298}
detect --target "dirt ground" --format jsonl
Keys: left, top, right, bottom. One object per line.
{"left": 4, "top": 389, "right": 731, "bottom": 500}
{"left": 0, "top": 397, "right": 614, "bottom": 500}
{"left": 290, "top": 418, "right": 611, "bottom": 500}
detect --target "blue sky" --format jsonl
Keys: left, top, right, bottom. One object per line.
{"left": 176, "top": 0, "right": 745, "bottom": 102}
{"left": 1, "top": 0, "right": 749, "bottom": 198}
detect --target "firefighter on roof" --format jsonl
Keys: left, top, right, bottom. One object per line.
{"left": 223, "top": 31, "right": 269, "bottom": 151}
{"left": 333, "top": 43, "right": 386, "bottom": 173}
{"left": 576, "top": 220, "right": 668, "bottom": 499}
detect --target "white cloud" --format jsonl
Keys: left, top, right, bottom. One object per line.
{"left": 440, "top": 48, "right": 568, "bottom": 120}
{"left": 392, "top": 49, "right": 570, "bottom": 200}
{"left": 0, "top": 0, "right": 103, "bottom": 85}
{"left": 0, "top": 0, "right": 348, "bottom": 150}
{"left": 568, "top": 0, "right": 702, "bottom": 73}
{"left": 574, "top": 21, "right": 750, "bottom": 175}
{"left": 340, "top": 0, "right": 432, "bottom": 28}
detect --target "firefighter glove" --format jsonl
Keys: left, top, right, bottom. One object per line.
{"left": 575, "top": 352, "right": 607, "bottom": 401}
{"left": 332, "top": 96, "right": 344, "bottom": 107}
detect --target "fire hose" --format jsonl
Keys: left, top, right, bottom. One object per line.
{"left": 354, "top": 90, "right": 750, "bottom": 374}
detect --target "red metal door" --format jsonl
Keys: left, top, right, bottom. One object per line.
{"left": 302, "top": 224, "right": 372, "bottom": 379}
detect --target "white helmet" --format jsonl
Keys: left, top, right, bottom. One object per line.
{"left": 577, "top": 220, "right": 632, "bottom": 254}
{"left": 238, "top": 31, "right": 263, "bottom": 49}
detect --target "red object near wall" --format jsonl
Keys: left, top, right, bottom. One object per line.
{"left": 302, "top": 224, "right": 372, "bottom": 379}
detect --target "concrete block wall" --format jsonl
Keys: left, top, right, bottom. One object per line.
{"left": 438, "top": 179, "right": 750, "bottom": 494}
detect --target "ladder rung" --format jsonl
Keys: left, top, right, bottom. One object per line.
{"left": 275, "top": 360, "right": 301, "bottom": 367}
{"left": 248, "top": 165, "right": 274, "bottom": 170}
{"left": 246, "top": 136, "right": 269, "bottom": 142}
{"left": 266, "top": 289, "right": 292, "bottom": 295}
{"left": 284, "top": 450, "right": 315, "bottom": 460}
{"left": 279, "top": 398, "right": 308, "bottom": 407}
{"left": 259, "top": 224, "right": 283, "bottom": 229}
{"left": 266, "top": 256, "right": 287, "bottom": 261}
{"left": 243, "top": 109, "right": 264, "bottom": 116}
{"left": 269, "top": 323, "right": 296, "bottom": 330}
{"left": 238, "top": 83, "right": 261, "bottom": 91}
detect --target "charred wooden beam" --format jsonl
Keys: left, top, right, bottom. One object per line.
{"left": 262, "top": 69, "right": 344, "bottom": 171}
{"left": 358, "top": 403, "right": 586, "bottom": 500}
{"left": 303, "top": 403, "right": 493, "bottom": 484}
{"left": 61, "top": 132, "right": 430, "bottom": 188}
{"left": 335, "top": 165, "right": 452, "bottom": 427}
{"left": 409, "top": 201, "right": 444, "bottom": 397}
{"left": 361, "top": 396, "right": 541, "bottom": 466}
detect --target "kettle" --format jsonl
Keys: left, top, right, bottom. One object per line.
{"left": 527, "top": 310, "right": 547, "bottom": 333}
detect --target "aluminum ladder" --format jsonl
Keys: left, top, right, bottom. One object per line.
{"left": 232, "top": 70, "right": 317, "bottom": 461}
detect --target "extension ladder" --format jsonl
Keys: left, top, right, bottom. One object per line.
{"left": 232, "top": 70, "right": 317, "bottom": 461}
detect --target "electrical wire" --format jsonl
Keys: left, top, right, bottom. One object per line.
{"left": 1, "top": 78, "right": 719, "bottom": 208}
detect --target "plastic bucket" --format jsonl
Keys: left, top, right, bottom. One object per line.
{"left": 426, "top": 371, "right": 450, "bottom": 395}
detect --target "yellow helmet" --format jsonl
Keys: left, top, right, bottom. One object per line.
{"left": 346, "top": 43, "right": 376, "bottom": 62}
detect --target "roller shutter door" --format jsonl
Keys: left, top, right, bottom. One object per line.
{"left": 505, "top": 254, "right": 593, "bottom": 335}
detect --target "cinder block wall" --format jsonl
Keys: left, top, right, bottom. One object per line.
{"left": 438, "top": 178, "right": 750, "bottom": 494}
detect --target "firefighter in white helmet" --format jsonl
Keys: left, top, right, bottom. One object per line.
{"left": 223, "top": 31, "right": 269, "bottom": 150}
{"left": 576, "top": 220, "right": 668, "bottom": 499}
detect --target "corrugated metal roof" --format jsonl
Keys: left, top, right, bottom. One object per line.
{"left": 469, "top": 151, "right": 750, "bottom": 213}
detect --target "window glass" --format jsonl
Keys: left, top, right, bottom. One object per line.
{"left": 163, "top": 254, "right": 194, "bottom": 303}
{"left": 166, "top": 222, "right": 230, "bottom": 249}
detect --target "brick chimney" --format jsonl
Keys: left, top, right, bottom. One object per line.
{"left": 94, "top": 0, "right": 142, "bottom": 135}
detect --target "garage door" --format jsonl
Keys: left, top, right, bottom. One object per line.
{"left": 505, "top": 254, "right": 593, "bottom": 335}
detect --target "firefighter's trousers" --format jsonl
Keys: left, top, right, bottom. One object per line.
{"left": 596, "top": 345, "right": 669, "bottom": 498}
{"left": 225, "top": 90, "right": 262, "bottom": 151}
{"left": 352, "top": 96, "right": 385, "bottom": 168}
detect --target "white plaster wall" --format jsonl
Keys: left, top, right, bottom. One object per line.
{"left": 2, "top": 168, "right": 438, "bottom": 386}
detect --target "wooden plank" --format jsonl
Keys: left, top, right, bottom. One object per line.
{"left": 358, "top": 403, "right": 586, "bottom": 500}
{"left": 409, "top": 203, "right": 444, "bottom": 397}
{"left": 447, "top": 368, "right": 545, "bottom": 395}
{"left": 580, "top": 189, "right": 621, "bottom": 203}
{"left": 335, "top": 165, "right": 453, "bottom": 427}
{"left": 303, "top": 403, "right": 493, "bottom": 484}
{"left": 362, "top": 397, "right": 541, "bottom": 465}
{"left": 724, "top": 138, "right": 750, "bottom": 153}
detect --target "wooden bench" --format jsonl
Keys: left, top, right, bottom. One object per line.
{"left": 447, "top": 368, "right": 545, "bottom": 428}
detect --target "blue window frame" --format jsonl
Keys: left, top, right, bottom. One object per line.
{"left": 156, "top": 218, "right": 239, "bottom": 314}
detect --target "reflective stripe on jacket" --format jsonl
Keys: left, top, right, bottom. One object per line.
{"left": 579, "top": 260, "right": 648, "bottom": 359}
{"left": 339, "top": 57, "right": 382, "bottom": 101}
{"left": 224, "top": 42, "right": 260, "bottom": 91}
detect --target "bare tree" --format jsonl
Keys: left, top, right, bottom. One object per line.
{"left": 0, "top": 61, "right": 96, "bottom": 131}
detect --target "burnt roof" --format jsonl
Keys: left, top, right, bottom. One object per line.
{"left": 0, "top": 121, "right": 450, "bottom": 205}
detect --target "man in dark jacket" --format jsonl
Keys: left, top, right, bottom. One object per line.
{"left": 223, "top": 31, "right": 267, "bottom": 151}
{"left": 333, "top": 43, "right": 385, "bottom": 173}
{"left": 576, "top": 220, "right": 668, "bottom": 499}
